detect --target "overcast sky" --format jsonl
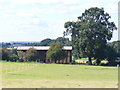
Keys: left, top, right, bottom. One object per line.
{"left": 0, "top": 0, "right": 119, "bottom": 42}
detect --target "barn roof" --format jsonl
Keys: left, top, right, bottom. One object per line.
{"left": 14, "top": 46, "right": 72, "bottom": 50}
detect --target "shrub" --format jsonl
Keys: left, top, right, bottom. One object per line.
{"left": 9, "top": 54, "right": 19, "bottom": 62}
{"left": 26, "top": 48, "right": 38, "bottom": 62}
{"left": 2, "top": 48, "right": 9, "bottom": 61}
{"left": 47, "top": 42, "right": 67, "bottom": 63}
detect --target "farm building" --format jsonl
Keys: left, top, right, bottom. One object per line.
{"left": 14, "top": 46, "right": 72, "bottom": 64}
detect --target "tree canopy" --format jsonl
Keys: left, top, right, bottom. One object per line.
{"left": 39, "top": 37, "right": 71, "bottom": 46}
{"left": 39, "top": 38, "right": 53, "bottom": 46}
{"left": 108, "top": 40, "right": 120, "bottom": 57}
{"left": 46, "top": 42, "right": 67, "bottom": 63}
{"left": 64, "top": 7, "right": 117, "bottom": 65}
{"left": 26, "top": 48, "right": 38, "bottom": 62}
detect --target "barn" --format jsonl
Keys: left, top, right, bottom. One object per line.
{"left": 15, "top": 46, "right": 72, "bottom": 64}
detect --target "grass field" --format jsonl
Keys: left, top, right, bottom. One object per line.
{"left": 0, "top": 61, "right": 118, "bottom": 88}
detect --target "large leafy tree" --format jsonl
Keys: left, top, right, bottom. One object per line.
{"left": 46, "top": 42, "right": 67, "bottom": 63}
{"left": 64, "top": 7, "right": 117, "bottom": 65}
{"left": 26, "top": 48, "right": 38, "bottom": 62}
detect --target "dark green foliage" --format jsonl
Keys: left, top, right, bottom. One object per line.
{"left": 17, "top": 51, "right": 24, "bottom": 62}
{"left": 55, "top": 37, "right": 71, "bottom": 45}
{"left": 105, "top": 45, "right": 118, "bottom": 66}
{"left": 39, "top": 37, "right": 72, "bottom": 46}
{"left": 47, "top": 42, "right": 67, "bottom": 62}
{"left": 9, "top": 54, "right": 19, "bottom": 62}
{"left": 39, "top": 38, "right": 54, "bottom": 46}
{"left": 94, "top": 44, "right": 107, "bottom": 65}
{"left": 1, "top": 37, "right": 72, "bottom": 47}
{"left": 64, "top": 7, "right": 117, "bottom": 65}
{"left": 26, "top": 48, "right": 38, "bottom": 62}
{"left": 1, "top": 42, "right": 11, "bottom": 48}
{"left": 2, "top": 48, "right": 9, "bottom": 61}
{"left": 108, "top": 40, "right": 120, "bottom": 57}
{"left": 1, "top": 48, "right": 19, "bottom": 61}
{"left": 9, "top": 49, "right": 18, "bottom": 56}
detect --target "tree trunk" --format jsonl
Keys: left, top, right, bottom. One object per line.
{"left": 55, "top": 60, "right": 56, "bottom": 63}
{"left": 88, "top": 57, "right": 92, "bottom": 65}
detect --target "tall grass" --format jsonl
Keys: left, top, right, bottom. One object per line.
{"left": 1, "top": 61, "right": 39, "bottom": 74}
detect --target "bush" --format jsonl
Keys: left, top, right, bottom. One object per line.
{"left": 26, "top": 48, "right": 38, "bottom": 62}
{"left": 2, "top": 48, "right": 9, "bottom": 61}
{"left": 9, "top": 54, "right": 19, "bottom": 62}
{"left": 17, "top": 59, "right": 24, "bottom": 62}
{"left": 47, "top": 42, "right": 67, "bottom": 63}
{"left": 108, "top": 60, "right": 117, "bottom": 66}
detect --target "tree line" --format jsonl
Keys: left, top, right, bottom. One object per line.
{"left": 1, "top": 42, "right": 67, "bottom": 63}
{"left": 1, "top": 37, "right": 72, "bottom": 48}
{"left": 1, "top": 40, "right": 120, "bottom": 66}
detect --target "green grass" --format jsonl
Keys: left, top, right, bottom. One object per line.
{"left": 0, "top": 61, "right": 118, "bottom": 88}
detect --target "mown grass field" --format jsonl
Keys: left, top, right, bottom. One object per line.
{"left": 0, "top": 61, "right": 118, "bottom": 88}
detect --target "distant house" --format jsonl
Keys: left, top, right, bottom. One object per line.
{"left": 14, "top": 46, "right": 72, "bottom": 64}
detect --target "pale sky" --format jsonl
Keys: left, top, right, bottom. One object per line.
{"left": 0, "top": 0, "right": 119, "bottom": 42}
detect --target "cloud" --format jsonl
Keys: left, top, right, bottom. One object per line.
{"left": 0, "top": 5, "right": 14, "bottom": 13}
{"left": 16, "top": 9, "right": 33, "bottom": 18}
{"left": 0, "top": 5, "right": 16, "bottom": 18}
{"left": 1, "top": 0, "right": 78, "bottom": 5}
{"left": 0, "top": 0, "right": 119, "bottom": 42}
{"left": 5, "top": 17, "right": 46, "bottom": 27}
{"left": 31, "top": 18, "right": 41, "bottom": 25}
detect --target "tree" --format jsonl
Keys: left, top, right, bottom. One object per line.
{"left": 64, "top": 7, "right": 117, "bottom": 65}
{"left": 105, "top": 45, "right": 118, "bottom": 66}
{"left": 1, "top": 48, "right": 19, "bottom": 61}
{"left": 8, "top": 49, "right": 19, "bottom": 62}
{"left": 1, "top": 42, "right": 11, "bottom": 48}
{"left": 9, "top": 54, "right": 19, "bottom": 62}
{"left": 17, "top": 51, "right": 24, "bottom": 62}
{"left": 56, "top": 37, "right": 72, "bottom": 46}
{"left": 2, "top": 48, "right": 9, "bottom": 61}
{"left": 40, "top": 38, "right": 54, "bottom": 46}
{"left": 108, "top": 40, "right": 120, "bottom": 57}
{"left": 9, "top": 49, "right": 18, "bottom": 56}
{"left": 46, "top": 42, "right": 67, "bottom": 63}
{"left": 26, "top": 48, "right": 38, "bottom": 62}
{"left": 39, "top": 37, "right": 72, "bottom": 46}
